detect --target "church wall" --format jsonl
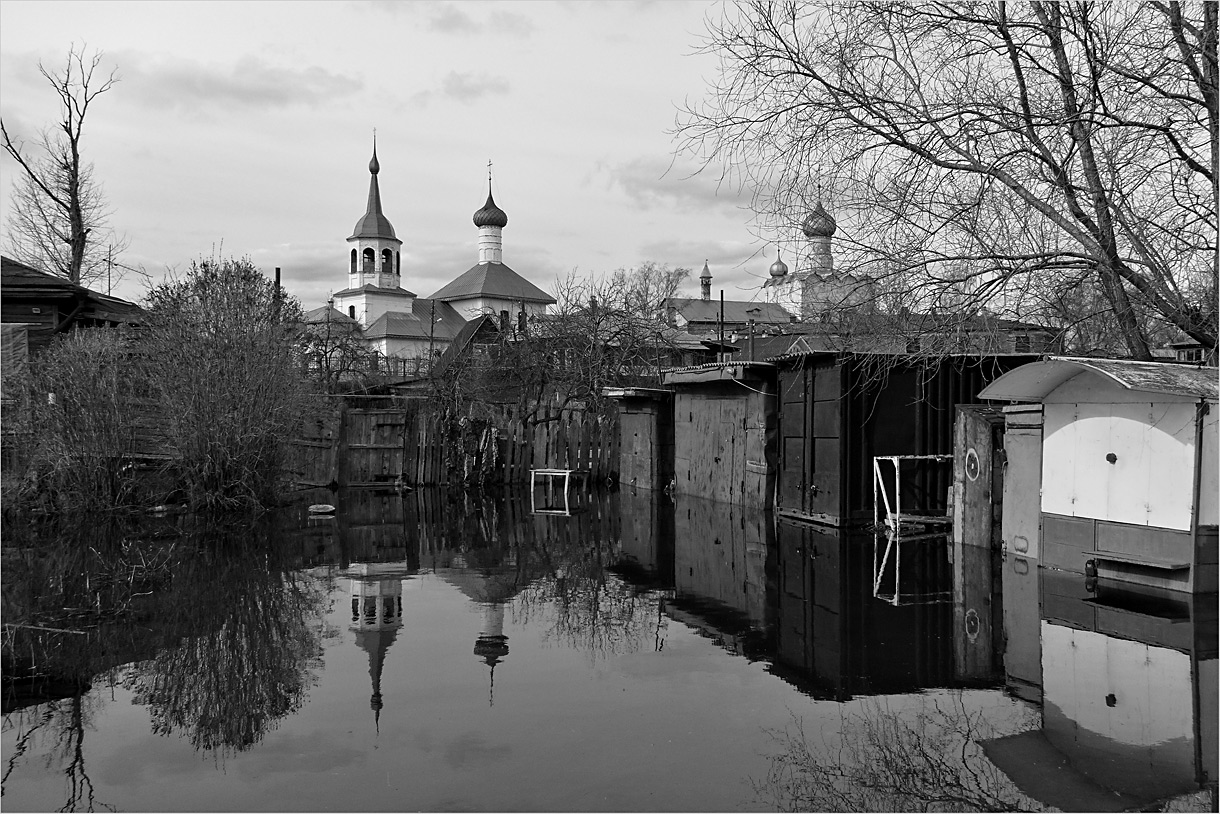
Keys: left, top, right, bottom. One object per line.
{"left": 449, "top": 297, "right": 549, "bottom": 322}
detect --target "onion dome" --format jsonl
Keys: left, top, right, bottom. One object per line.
{"left": 769, "top": 248, "right": 789, "bottom": 278}
{"left": 473, "top": 189, "right": 508, "bottom": 228}
{"left": 369, "top": 150, "right": 380, "bottom": 175}
{"left": 802, "top": 201, "right": 836, "bottom": 238}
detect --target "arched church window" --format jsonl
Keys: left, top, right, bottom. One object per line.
{"left": 363, "top": 248, "right": 375, "bottom": 273}
{"left": 396, "top": 252, "right": 401, "bottom": 274}
{"left": 381, "top": 248, "right": 393, "bottom": 274}
{"left": 350, "top": 249, "right": 357, "bottom": 274}
{"left": 349, "top": 305, "right": 356, "bottom": 319}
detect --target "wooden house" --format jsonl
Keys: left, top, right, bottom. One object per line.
{"left": 979, "top": 357, "right": 1218, "bottom": 592}
{"left": 660, "top": 361, "right": 778, "bottom": 508}
{"left": 771, "top": 351, "right": 1036, "bottom": 526}
{"left": 1, "top": 255, "right": 143, "bottom": 359}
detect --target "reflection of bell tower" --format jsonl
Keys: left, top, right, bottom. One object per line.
{"left": 473, "top": 602, "right": 509, "bottom": 707}
{"left": 349, "top": 565, "right": 404, "bottom": 731}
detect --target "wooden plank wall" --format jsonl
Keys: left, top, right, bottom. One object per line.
{"left": 292, "top": 404, "right": 620, "bottom": 488}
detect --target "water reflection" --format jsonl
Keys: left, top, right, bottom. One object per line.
{"left": 984, "top": 571, "right": 1218, "bottom": 811}
{"left": 2, "top": 488, "right": 1214, "bottom": 812}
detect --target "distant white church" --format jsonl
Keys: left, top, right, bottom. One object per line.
{"left": 312, "top": 145, "right": 555, "bottom": 372}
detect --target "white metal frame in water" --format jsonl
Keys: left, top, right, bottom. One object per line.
{"left": 872, "top": 454, "right": 954, "bottom": 606}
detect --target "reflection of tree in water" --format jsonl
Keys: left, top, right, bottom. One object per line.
{"left": 512, "top": 535, "right": 661, "bottom": 663}
{"left": 121, "top": 532, "right": 328, "bottom": 755}
{"left": 754, "top": 693, "right": 1043, "bottom": 813}
{"left": 3, "top": 692, "right": 113, "bottom": 813}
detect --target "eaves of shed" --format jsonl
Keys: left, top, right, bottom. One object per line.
{"left": 978, "top": 356, "right": 1218, "bottom": 402}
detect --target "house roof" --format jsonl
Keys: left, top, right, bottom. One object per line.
{"left": 363, "top": 299, "right": 465, "bottom": 342}
{"left": 2, "top": 255, "right": 79, "bottom": 297}
{"left": 432, "top": 314, "right": 501, "bottom": 375}
{"left": 978, "top": 356, "right": 1219, "bottom": 401}
{"left": 665, "top": 297, "right": 793, "bottom": 325}
{"left": 1, "top": 255, "right": 142, "bottom": 324}
{"left": 429, "top": 262, "right": 555, "bottom": 304}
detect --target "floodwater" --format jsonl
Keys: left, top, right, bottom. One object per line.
{"left": 1, "top": 487, "right": 1215, "bottom": 812}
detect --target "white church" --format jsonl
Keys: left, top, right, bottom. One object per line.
{"left": 309, "top": 145, "right": 555, "bottom": 376}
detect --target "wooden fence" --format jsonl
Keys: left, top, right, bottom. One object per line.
{"left": 289, "top": 403, "right": 620, "bottom": 488}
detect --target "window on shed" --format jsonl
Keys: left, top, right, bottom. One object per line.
{"left": 1014, "top": 334, "right": 1031, "bottom": 353}
{"left": 905, "top": 337, "right": 921, "bottom": 353}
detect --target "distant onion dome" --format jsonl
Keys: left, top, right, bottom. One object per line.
{"left": 802, "top": 201, "right": 836, "bottom": 238}
{"left": 769, "top": 249, "right": 789, "bottom": 278}
{"left": 473, "top": 192, "right": 509, "bottom": 228}
{"left": 369, "top": 151, "right": 380, "bottom": 175}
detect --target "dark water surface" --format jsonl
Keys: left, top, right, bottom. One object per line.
{"left": 1, "top": 488, "right": 1213, "bottom": 812}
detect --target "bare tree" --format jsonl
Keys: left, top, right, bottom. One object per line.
{"left": 678, "top": 1, "right": 1217, "bottom": 359}
{"left": 2, "top": 46, "right": 125, "bottom": 286}
{"left": 442, "top": 262, "right": 691, "bottom": 419}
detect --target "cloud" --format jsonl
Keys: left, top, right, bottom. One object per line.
{"left": 357, "top": 2, "right": 534, "bottom": 36}
{"left": 118, "top": 52, "right": 361, "bottom": 114}
{"left": 604, "top": 155, "right": 751, "bottom": 214}
{"left": 411, "top": 71, "right": 511, "bottom": 107}
{"left": 424, "top": 3, "right": 534, "bottom": 36}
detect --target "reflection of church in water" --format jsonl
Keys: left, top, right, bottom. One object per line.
{"left": 345, "top": 549, "right": 532, "bottom": 727}
{"left": 347, "top": 563, "right": 409, "bottom": 731}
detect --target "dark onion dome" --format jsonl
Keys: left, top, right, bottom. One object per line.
{"left": 473, "top": 191, "right": 508, "bottom": 228}
{"left": 802, "top": 201, "right": 836, "bottom": 238}
{"left": 369, "top": 150, "right": 380, "bottom": 174}
{"left": 769, "top": 250, "right": 789, "bottom": 278}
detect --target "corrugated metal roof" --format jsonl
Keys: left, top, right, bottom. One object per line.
{"left": 363, "top": 299, "right": 465, "bottom": 341}
{"left": 662, "top": 360, "right": 776, "bottom": 385}
{"left": 978, "top": 356, "right": 1218, "bottom": 401}
{"left": 429, "top": 262, "right": 555, "bottom": 304}
{"left": 665, "top": 297, "right": 794, "bottom": 325}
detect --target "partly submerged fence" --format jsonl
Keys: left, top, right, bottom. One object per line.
{"left": 289, "top": 403, "right": 620, "bottom": 488}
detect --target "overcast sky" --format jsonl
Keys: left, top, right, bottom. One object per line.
{"left": 0, "top": 0, "right": 784, "bottom": 308}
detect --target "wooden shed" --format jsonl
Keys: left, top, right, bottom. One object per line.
{"left": 603, "top": 387, "right": 673, "bottom": 492}
{"left": 772, "top": 351, "right": 1036, "bottom": 526}
{"left": 661, "top": 362, "right": 778, "bottom": 508}
{"left": 980, "top": 357, "right": 1218, "bottom": 593}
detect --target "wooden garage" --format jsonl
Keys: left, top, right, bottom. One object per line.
{"left": 662, "top": 362, "right": 778, "bottom": 509}
{"left": 772, "top": 351, "right": 1036, "bottom": 526}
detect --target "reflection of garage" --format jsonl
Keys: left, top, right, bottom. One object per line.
{"left": 663, "top": 362, "right": 777, "bottom": 508}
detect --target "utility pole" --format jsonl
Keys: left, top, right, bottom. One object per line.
{"left": 429, "top": 299, "right": 436, "bottom": 381}
{"left": 718, "top": 290, "right": 725, "bottom": 363}
{"left": 107, "top": 245, "right": 113, "bottom": 295}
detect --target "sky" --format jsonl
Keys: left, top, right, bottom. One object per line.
{"left": 0, "top": 0, "right": 780, "bottom": 309}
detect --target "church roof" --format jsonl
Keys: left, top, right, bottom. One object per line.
{"left": 350, "top": 146, "right": 399, "bottom": 242}
{"left": 331, "top": 284, "right": 417, "bottom": 298}
{"left": 304, "top": 305, "right": 362, "bottom": 326}
{"left": 363, "top": 298, "right": 465, "bottom": 341}
{"left": 429, "top": 262, "right": 555, "bottom": 304}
